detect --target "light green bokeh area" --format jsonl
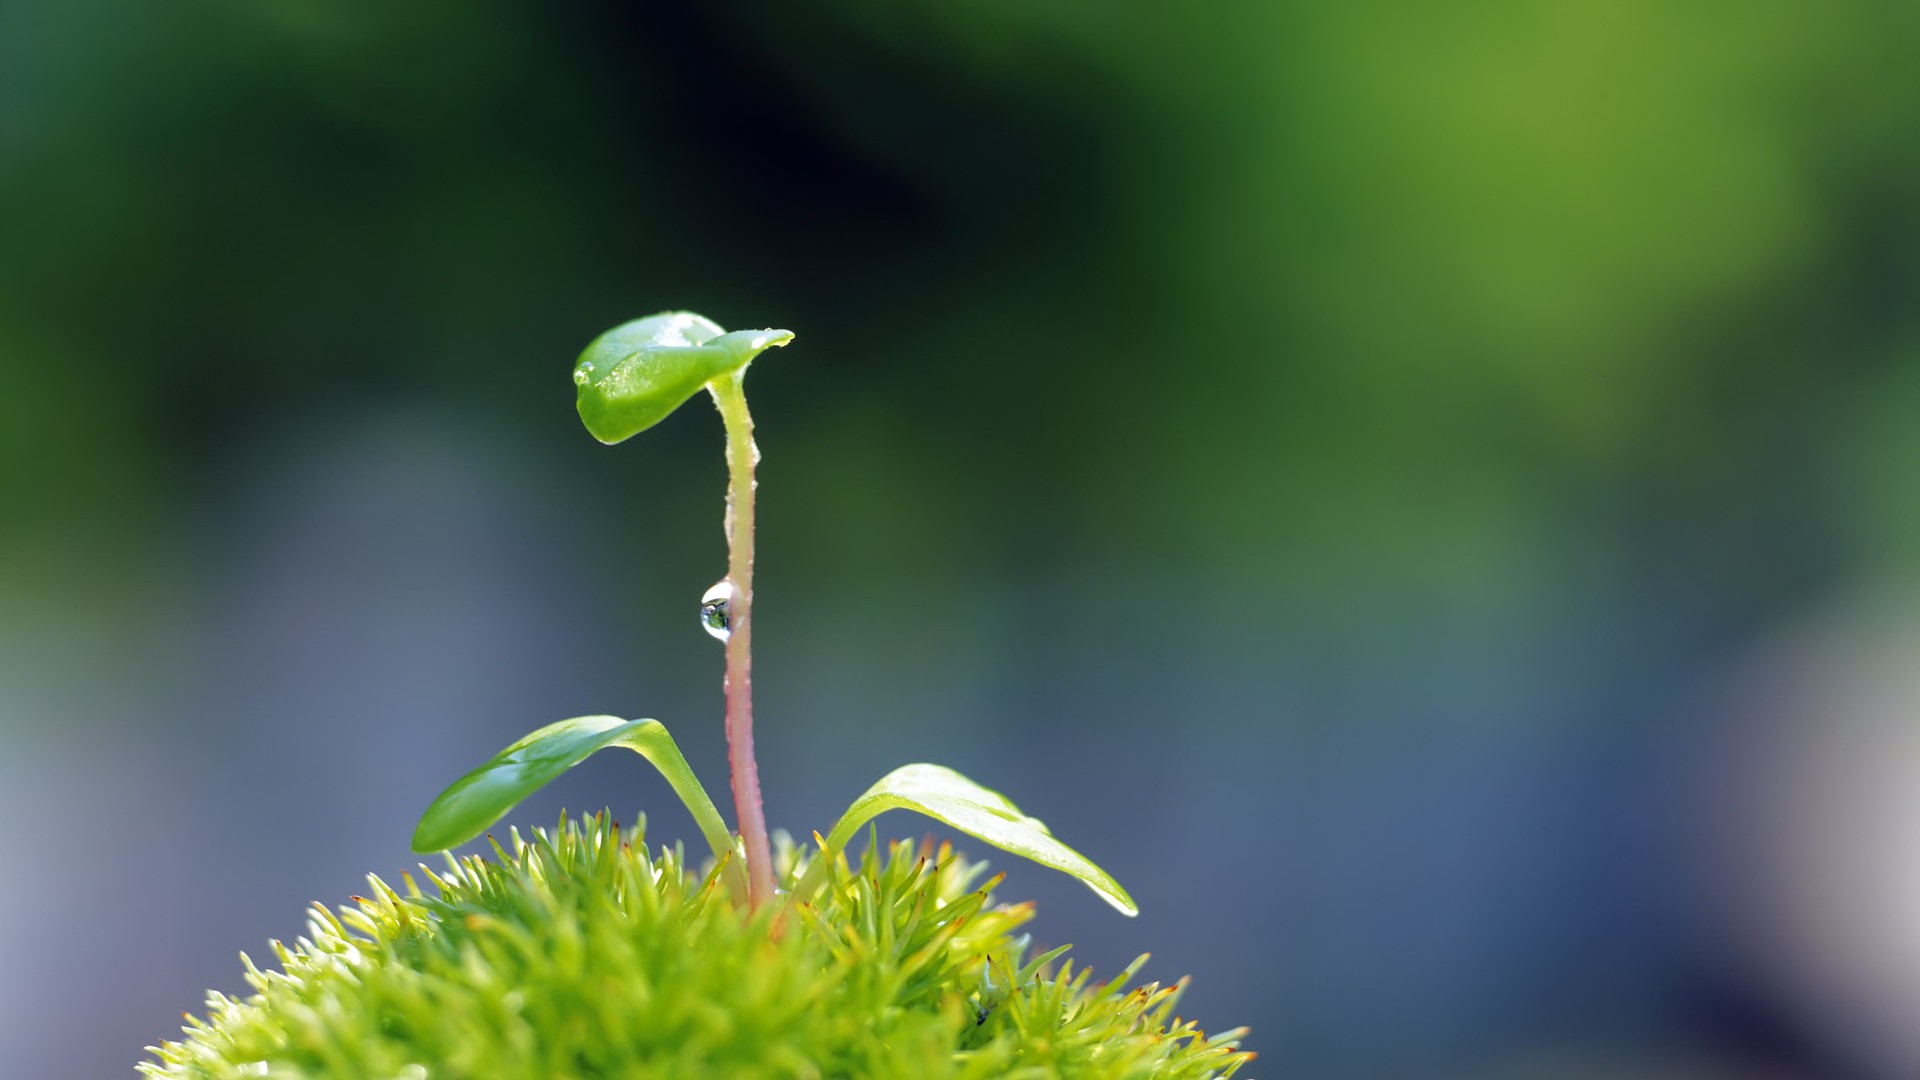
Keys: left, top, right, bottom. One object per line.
{"left": 4, "top": 1, "right": 1920, "bottom": 1076}
{"left": 754, "top": 0, "right": 1920, "bottom": 591}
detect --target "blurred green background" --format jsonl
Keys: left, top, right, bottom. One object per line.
{"left": 5, "top": 2, "right": 1920, "bottom": 1076}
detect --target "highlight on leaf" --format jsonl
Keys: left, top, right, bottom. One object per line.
{"left": 790, "top": 763, "right": 1138, "bottom": 917}
{"left": 572, "top": 311, "right": 794, "bottom": 444}
{"left": 411, "top": 715, "right": 746, "bottom": 902}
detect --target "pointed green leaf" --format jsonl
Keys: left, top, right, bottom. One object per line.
{"left": 411, "top": 716, "right": 743, "bottom": 897}
{"left": 573, "top": 311, "right": 794, "bottom": 444}
{"left": 796, "top": 764, "right": 1137, "bottom": 917}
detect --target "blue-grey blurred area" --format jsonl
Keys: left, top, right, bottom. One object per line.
{"left": 4, "top": 1, "right": 1920, "bottom": 1076}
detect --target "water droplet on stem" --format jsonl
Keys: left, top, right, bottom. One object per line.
{"left": 700, "top": 579, "right": 735, "bottom": 641}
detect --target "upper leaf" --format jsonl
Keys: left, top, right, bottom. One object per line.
{"left": 797, "top": 763, "right": 1138, "bottom": 917}
{"left": 573, "top": 311, "right": 794, "bottom": 444}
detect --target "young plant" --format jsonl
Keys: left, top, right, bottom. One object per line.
{"left": 411, "top": 311, "right": 1134, "bottom": 919}
{"left": 144, "top": 311, "right": 1251, "bottom": 1078}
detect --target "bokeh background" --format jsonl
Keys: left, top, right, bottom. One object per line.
{"left": 5, "top": 2, "right": 1920, "bottom": 1076}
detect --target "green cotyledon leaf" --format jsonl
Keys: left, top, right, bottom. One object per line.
{"left": 791, "top": 764, "right": 1138, "bottom": 917}
{"left": 573, "top": 311, "right": 793, "bottom": 444}
{"left": 411, "top": 715, "right": 747, "bottom": 902}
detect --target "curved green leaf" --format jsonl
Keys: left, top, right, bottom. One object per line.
{"left": 573, "top": 311, "right": 794, "bottom": 444}
{"left": 411, "top": 715, "right": 744, "bottom": 898}
{"left": 794, "top": 764, "right": 1137, "bottom": 917}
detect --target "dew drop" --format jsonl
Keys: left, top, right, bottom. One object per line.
{"left": 572, "top": 362, "right": 595, "bottom": 387}
{"left": 700, "top": 579, "right": 735, "bottom": 641}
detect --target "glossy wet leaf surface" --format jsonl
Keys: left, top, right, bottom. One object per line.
{"left": 809, "top": 763, "right": 1138, "bottom": 917}
{"left": 573, "top": 311, "right": 793, "bottom": 444}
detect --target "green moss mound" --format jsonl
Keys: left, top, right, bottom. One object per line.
{"left": 144, "top": 814, "right": 1252, "bottom": 1079}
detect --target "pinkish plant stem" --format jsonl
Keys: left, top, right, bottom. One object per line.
{"left": 709, "top": 372, "right": 776, "bottom": 907}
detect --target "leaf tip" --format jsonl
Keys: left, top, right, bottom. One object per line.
{"left": 409, "top": 819, "right": 449, "bottom": 856}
